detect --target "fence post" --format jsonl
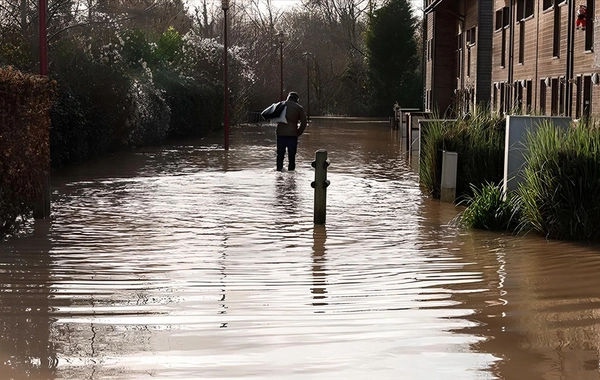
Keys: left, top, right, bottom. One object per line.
{"left": 311, "top": 150, "right": 330, "bottom": 224}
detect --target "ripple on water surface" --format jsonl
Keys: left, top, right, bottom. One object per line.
{"left": 14, "top": 121, "right": 600, "bottom": 379}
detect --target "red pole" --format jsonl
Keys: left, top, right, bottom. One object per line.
{"left": 223, "top": 7, "right": 229, "bottom": 150}
{"left": 35, "top": 0, "right": 50, "bottom": 219}
{"left": 39, "top": 0, "right": 47, "bottom": 75}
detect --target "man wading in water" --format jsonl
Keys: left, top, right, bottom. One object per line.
{"left": 276, "top": 92, "right": 307, "bottom": 171}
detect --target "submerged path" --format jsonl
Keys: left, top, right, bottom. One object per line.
{"left": 2, "top": 118, "right": 600, "bottom": 379}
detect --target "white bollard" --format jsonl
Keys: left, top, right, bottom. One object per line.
{"left": 440, "top": 151, "right": 458, "bottom": 203}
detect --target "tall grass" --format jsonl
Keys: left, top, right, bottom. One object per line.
{"left": 419, "top": 106, "right": 505, "bottom": 199}
{"left": 518, "top": 121, "right": 600, "bottom": 240}
{"left": 457, "top": 181, "right": 521, "bottom": 231}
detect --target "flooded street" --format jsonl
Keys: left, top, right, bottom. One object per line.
{"left": 3, "top": 118, "right": 600, "bottom": 379}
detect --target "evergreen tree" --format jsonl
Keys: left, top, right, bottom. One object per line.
{"left": 365, "top": 0, "right": 422, "bottom": 115}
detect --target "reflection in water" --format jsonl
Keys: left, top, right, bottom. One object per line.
{"left": 311, "top": 225, "right": 327, "bottom": 309}
{"left": 0, "top": 220, "right": 57, "bottom": 379}
{"left": 274, "top": 172, "right": 299, "bottom": 213}
{"left": 219, "top": 251, "right": 228, "bottom": 329}
{"left": 3, "top": 118, "right": 600, "bottom": 379}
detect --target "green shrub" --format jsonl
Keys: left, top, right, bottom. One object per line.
{"left": 458, "top": 181, "right": 521, "bottom": 231}
{"left": 154, "top": 69, "right": 222, "bottom": 138}
{"left": 50, "top": 36, "right": 176, "bottom": 165}
{"left": 50, "top": 83, "right": 90, "bottom": 166}
{"left": 121, "top": 29, "right": 157, "bottom": 67}
{"left": 156, "top": 27, "right": 184, "bottom": 64}
{"left": 124, "top": 77, "right": 171, "bottom": 146}
{"left": 518, "top": 122, "right": 600, "bottom": 240}
{"left": 50, "top": 38, "right": 133, "bottom": 166}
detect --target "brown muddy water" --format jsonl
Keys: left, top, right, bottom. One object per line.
{"left": 2, "top": 118, "right": 600, "bottom": 380}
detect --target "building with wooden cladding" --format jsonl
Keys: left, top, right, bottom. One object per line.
{"left": 423, "top": 0, "right": 599, "bottom": 119}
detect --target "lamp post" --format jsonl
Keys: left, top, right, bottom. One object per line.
{"left": 277, "top": 31, "right": 285, "bottom": 100}
{"left": 303, "top": 52, "right": 313, "bottom": 120}
{"left": 222, "top": 0, "right": 230, "bottom": 150}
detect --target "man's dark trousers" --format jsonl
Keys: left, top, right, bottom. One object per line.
{"left": 276, "top": 135, "right": 298, "bottom": 171}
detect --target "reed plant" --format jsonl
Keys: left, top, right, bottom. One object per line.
{"left": 419, "top": 106, "right": 505, "bottom": 199}
{"left": 457, "top": 181, "right": 521, "bottom": 231}
{"left": 518, "top": 121, "right": 600, "bottom": 240}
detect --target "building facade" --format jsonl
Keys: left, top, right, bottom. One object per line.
{"left": 424, "top": 0, "right": 600, "bottom": 119}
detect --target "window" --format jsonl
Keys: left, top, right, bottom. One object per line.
{"left": 576, "top": 76, "right": 582, "bottom": 118}
{"left": 501, "top": 29, "right": 507, "bottom": 67}
{"left": 543, "top": 0, "right": 554, "bottom": 11}
{"left": 466, "top": 27, "right": 476, "bottom": 45}
{"left": 526, "top": 0, "right": 534, "bottom": 18}
{"left": 456, "top": 33, "right": 462, "bottom": 78}
{"left": 467, "top": 47, "right": 471, "bottom": 77}
{"left": 517, "top": 0, "right": 534, "bottom": 20}
{"left": 427, "top": 90, "right": 433, "bottom": 110}
{"left": 495, "top": 10, "right": 503, "bottom": 31}
{"left": 559, "top": 78, "right": 565, "bottom": 115}
{"left": 551, "top": 78, "right": 559, "bottom": 115}
{"left": 493, "top": 84, "right": 498, "bottom": 112}
{"left": 585, "top": 0, "right": 594, "bottom": 51}
{"left": 583, "top": 75, "right": 592, "bottom": 118}
{"left": 500, "top": 83, "right": 505, "bottom": 113}
{"left": 456, "top": 49, "right": 462, "bottom": 78}
{"left": 526, "top": 80, "right": 532, "bottom": 113}
{"left": 519, "top": 22, "right": 525, "bottom": 63}
{"left": 503, "top": 7, "right": 510, "bottom": 27}
{"left": 553, "top": 5, "right": 560, "bottom": 57}
{"left": 540, "top": 80, "right": 547, "bottom": 114}
{"left": 516, "top": 81, "right": 523, "bottom": 112}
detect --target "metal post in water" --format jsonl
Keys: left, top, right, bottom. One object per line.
{"left": 311, "top": 150, "right": 330, "bottom": 225}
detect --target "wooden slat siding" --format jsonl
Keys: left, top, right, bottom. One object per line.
{"left": 427, "top": 0, "right": 600, "bottom": 118}
{"left": 425, "top": 12, "right": 434, "bottom": 95}
{"left": 424, "top": 11, "right": 433, "bottom": 112}
{"left": 433, "top": 3, "right": 457, "bottom": 114}
{"left": 492, "top": 0, "right": 508, "bottom": 86}
{"left": 573, "top": 13, "right": 595, "bottom": 114}
{"left": 462, "top": 0, "right": 478, "bottom": 84}
{"left": 537, "top": 4, "right": 567, "bottom": 78}
{"left": 587, "top": 3, "right": 597, "bottom": 118}
{"left": 477, "top": 0, "right": 494, "bottom": 105}
{"left": 513, "top": 18, "right": 537, "bottom": 80}
{"left": 572, "top": 2, "right": 598, "bottom": 117}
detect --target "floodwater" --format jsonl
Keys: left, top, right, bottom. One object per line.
{"left": 2, "top": 118, "right": 600, "bottom": 380}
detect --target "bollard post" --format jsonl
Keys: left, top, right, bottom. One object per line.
{"left": 311, "top": 150, "right": 330, "bottom": 224}
{"left": 440, "top": 151, "right": 458, "bottom": 203}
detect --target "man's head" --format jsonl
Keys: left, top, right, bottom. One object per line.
{"left": 287, "top": 92, "right": 299, "bottom": 102}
